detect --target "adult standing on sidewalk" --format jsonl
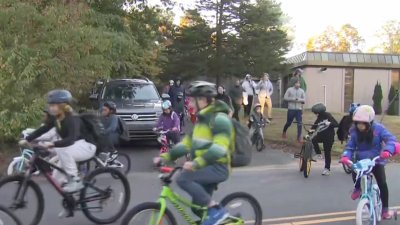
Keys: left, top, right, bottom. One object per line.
{"left": 242, "top": 74, "right": 257, "bottom": 116}
{"left": 282, "top": 78, "right": 306, "bottom": 142}
{"left": 256, "top": 73, "right": 274, "bottom": 121}
{"left": 229, "top": 79, "right": 244, "bottom": 121}
{"left": 289, "top": 68, "right": 307, "bottom": 92}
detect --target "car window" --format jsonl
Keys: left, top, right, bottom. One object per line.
{"left": 102, "top": 82, "right": 159, "bottom": 101}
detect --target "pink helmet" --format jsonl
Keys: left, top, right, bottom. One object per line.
{"left": 352, "top": 105, "right": 375, "bottom": 123}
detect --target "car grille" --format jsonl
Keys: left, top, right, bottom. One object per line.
{"left": 117, "top": 112, "right": 158, "bottom": 121}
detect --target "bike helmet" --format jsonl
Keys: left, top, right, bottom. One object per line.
{"left": 186, "top": 81, "right": 217, "bottom": 97}
{"left": 161, "top": 93, "right": 170, "bottom": 99}
{"left": 348, "top": 103, "right": 360, "bottom": 114}
{"left": 162, "top": 100, "right": 172, "bottom": 109}
{"left": 253, "top": 103, "right": 261, "bottom": 109}
{"left": 104, "top": 101, "right": 117, "bottom": 112}
{"left": 47, "top": 89, "right": 73, "bottom": 104}
{"left": 311, "top": 103, "right": 326, "bottom": 114}
{"left": 352, "top": 105, "right": 375, "bottom": 123}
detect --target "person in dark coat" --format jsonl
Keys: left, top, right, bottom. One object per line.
{"left": 169, "top": 78, "right": 184, "bottom": 107}
{"left": 337, "top": 103, "right": 360, "bottom": 144}
{"left": 216, "top": 85, "right": 233, "bottom": 110}
{"left": 311, "top": 103, "right": 339, "bottom": 176}
{"left": 229, "top": 79, "right": 243, "bottom": 121}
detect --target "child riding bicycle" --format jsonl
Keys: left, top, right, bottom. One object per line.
{"left": 248, "top": 103, "right": 268, "bottom": 142}
{"left": 310, "top": 103, "right": 338, "bottom": 176}
{"left": 154, "top": 81, "right": 234, "bottom": 225}
{"left": 154, "top": 100, "right": 181, "bottom": 145}
{"left": 340, "top": 105, "right": 397, "bottom": 219}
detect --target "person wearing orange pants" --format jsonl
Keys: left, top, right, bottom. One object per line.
{"left": 257, "top": 73, "right": 273, "bottom": 121}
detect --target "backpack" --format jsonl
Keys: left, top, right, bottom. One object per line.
{"left": 230, "top": 119, "right": 252, "bottom": 167}
{"left": 117, "top": 116, "right": 129, "bottom": 142}
{"left": 79, "top": 113, "right": 110, "bottom": 153}
{"left": 211, "top": 114, "right": 252, "bottom": 167}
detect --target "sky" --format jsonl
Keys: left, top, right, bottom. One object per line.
{"left": 150, "top": 0, "right": 400, "bottom": 56}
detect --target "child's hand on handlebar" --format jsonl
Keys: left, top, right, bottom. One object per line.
{"left": 340, "top": 156, "right": 352, "bottom": 167}
{"left": 380, "top": 151, "right": 392, "bottom": 159}
{"left": 18, "top": 139, "right": 28, "bottom": 146}
{"left": 183, "top": 161, "right": 194, "bottom": 171}
{"left": 153, "top": 157, "right": 163, "bottom": 167}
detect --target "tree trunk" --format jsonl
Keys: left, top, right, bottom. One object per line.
{"left": 215, "top": 0, "right": 224, "bottom": 85}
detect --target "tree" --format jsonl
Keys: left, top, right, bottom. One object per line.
{"left": 387, "top": 85, "right": 399, "bottom": 115}
{"left": 372, "top": 82, "right": 383, "bottom": 115}
{"left": 164, "top": 9, "right": 213, "bottom": 80}
{"left": 376, "top": 20, "right": 400, "bottom": 54}
{"left": 306, "top": 24, "right": 364, "bottom": 52}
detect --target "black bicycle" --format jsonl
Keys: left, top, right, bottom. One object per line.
{"left": 251, "top": 121, "right": 266, "bottom": 152}
{"left": 0, "top": 143, "right": 130, "bottom": 225}
{"left": 294, "top": 121, "right": 330, "bottom": 178}
{"left": 0, "top": 205, "right": 22, "bottom": 225}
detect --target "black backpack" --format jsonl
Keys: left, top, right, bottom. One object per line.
{"left": 230, "top": 119, "right": 252, "bottom": 167}
{"left": 79, "top": 113, "right": 110, "bottom": 153}
{"left": 212, "top": 113, "right": 252, "bottom": 167}
{"left": 117, "top": 116, "right": 129, "bottom": 142}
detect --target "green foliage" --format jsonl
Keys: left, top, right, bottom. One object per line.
{"left": 376, "top": 20, "right": 400, "bottom": 54}
{"left": 372, "top": 81, "right": 383, "bottom": 115}
{"left": 387, "top": 85, "right": 399, "bottom": 115}
{"left": 0, "top": 0, "right": 171, "bottom": 141}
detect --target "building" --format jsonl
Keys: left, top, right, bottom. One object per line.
{"left": 285, "top": 51, "right": 400, "bottom": 113}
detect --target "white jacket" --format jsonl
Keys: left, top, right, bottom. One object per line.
{"left": 242, "top": 80, "right": 256, "bottom": 96}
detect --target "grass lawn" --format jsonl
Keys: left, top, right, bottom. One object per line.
{"left": 262, "top": 108, "right": 400, "bottom": 160}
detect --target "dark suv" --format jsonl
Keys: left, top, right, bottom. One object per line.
{"left": 90, "top": 77, "right": 162, "bottom": 140}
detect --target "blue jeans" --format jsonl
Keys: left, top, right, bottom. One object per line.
{"left": 283, "top": 109, "right": 302, "bottom": 139}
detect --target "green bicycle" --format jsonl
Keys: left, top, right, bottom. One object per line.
{"left": 121, "top": 166, "right": 262, "bottom": 225}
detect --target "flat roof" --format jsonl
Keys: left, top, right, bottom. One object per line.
{"left": 286, "top": 51, "right": 400, "bottom": 69}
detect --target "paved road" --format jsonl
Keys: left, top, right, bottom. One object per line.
{"left": 1, "top": 141, "right": 400, "bottom": 225}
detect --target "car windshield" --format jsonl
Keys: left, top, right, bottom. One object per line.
{"left": 102, "top": 82, "right": 159, "bottom": 101}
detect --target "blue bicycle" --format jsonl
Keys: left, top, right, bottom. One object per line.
{"left": 351, "top": 156, "right": 397, "bottom": 225}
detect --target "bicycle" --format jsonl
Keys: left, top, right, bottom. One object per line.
{"left": 294, "top": 121, "right": 330, "bottom": 178}
{"left": 0, "top": 205, "right": 22, "bottom": 225}
{"left": 346, "top": 156, "right": 397, "bottom": 225}
{"left": 157, "top": 130, "right": 174, "bottom": 154}
{"left": 251, "top": 121, "right": 266, "bottom": 152}
{"left": 121, "top": 166, "right": 263, "bottom": 225}
{"left": 0, "top": 143, "right": 130, "bottom": 225}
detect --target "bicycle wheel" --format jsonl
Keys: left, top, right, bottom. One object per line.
{"left": 221, "top": 192, "right": 263, "bottom": 225}
{"left": 356, "top": 198, "right": 375, "bottom": 225}
{"left": 0, "top": 205, "right": 22, "bottom": 225}
{"left": 108, "top": 153, "right": 131, "bottom": 175}
{"left": 121, "top": 202, "right": 177, "bottom": 225}
{"left": 299, "top": 145, "right": 305, "bottom": 172}
{"left": 0, "top": 175, "right": 44, "bottom": 225}
{"left": 302, "top": 158, "right": 312, "bottom": 178}
{"left": 80, "top": 167, "right": 130, "bottom": 224}
{"left": 302, "top": 142, "right": 313, "bottom": 178}
{"left": 255, "top": 135, "right": 264, "bottom": 152}
{"left": 7, "top": 158, "right": 28, "bottom": 175}
{"left": 342, "top": 163, "right": 352, "bottom": 174}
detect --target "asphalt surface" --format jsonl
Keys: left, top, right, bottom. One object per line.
{"left": 1, "top": 140, "right": 400, "bottom": 225}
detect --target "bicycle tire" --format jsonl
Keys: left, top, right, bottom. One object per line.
{"left": 0, "top": 175, "right": 44, "bottom": 225}
{"left": 110, "top": 153, "right": 131, "bottom": 175}
{"left": 356, "top": 198, "right": 375, "bottom": 225}
{"left": 0, "top": 205, "right": 23, "bottom": 225}
{"left": 302, "top": 158, "right": 311, "bottom": 178}
{"left": 342, "top": 163, "right": 352, "bottom": 174}
{"left": 7, "top": 158, "right": 27, "bottom": 175}
{"left": 221, "top": 192, "right": 263, "bottom": 225}
{"left": 255, "top": 135, "right": 264, "bottom": 152}
{"left": 299, "top": 145, "right": 305, "bottom": 172}
{"left": 303, "top": 142, "right": 313, "bottom": 178}
{"left": 121, "top": 202, "right": 177, "bottom": 225}
{"left": 80, "top": 167, "right": 130, "bottom": 224}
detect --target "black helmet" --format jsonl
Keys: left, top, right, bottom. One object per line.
{"left": 47, "top": 89, "right": 73, "bottom": 104}
{"left": 104, "top": 101, "right": 117, "bottom": 112}
{"left": 311, "top": 103, "right": 326, "bottom": 114}
{"left": 186, "top": 81, "right": 217, "bottom": 97}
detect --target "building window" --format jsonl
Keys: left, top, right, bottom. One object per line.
{"left": 343, "top": 54, "right": 350, "bottom": 62}
{"left": 393, "top": 56, "right": 399, "bottom": 64}
{"left": 371, "top": 55, "right": 379, "bottom": 63}
{"left": 336, "top": 54, "right": 343, "bottom": 62}
{"left": 364, "top": 54, "right": 372, "bottom": 63}
{"left": 344, "top": 68, "right": 355, "bottom": 112}
{"left": 378, "top": 55, "right": 385, "bottom": 63}
{"left": 356, "top": 54, "right": 365, "bottom": 63}
{"left": 321, "top": 53, "right": 329, "bottom": 61}
{"left": 350, "top": 54, "right": 358, "bottom": 63}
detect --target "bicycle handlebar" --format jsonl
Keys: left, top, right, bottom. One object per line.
{"left": 159, "top": 166, "right": 182, "bottom": 181}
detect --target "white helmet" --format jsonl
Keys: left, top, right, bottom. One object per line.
{"left": 353, "top": 105, "right": 375, "bottom": 123}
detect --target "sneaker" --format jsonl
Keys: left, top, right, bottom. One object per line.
{"left": 316, "top": 154, "right": 323, "bottom": 159}
{"left": 202, "top": 206, "right": 229, "bottom": 225}
{"left": 382, "top": 208, "right": 394, "bottom": 220}
{"left": 351, "top": 189, "right": 361, "bottom": 200}
{"left": 321, "top": 168, "right": 330, "bottom": 176}
{"left": 282, "top": 133, "right": 287, "bottom": 139}
{"left": 107, "top": 151, "right": 118, "bottom": 163}
{"left": 63, "top": 177, "right": 84, "bottom": 193}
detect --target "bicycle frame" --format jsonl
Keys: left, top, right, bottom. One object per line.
{"left": 14, "top": 148, "right": 34, "bottom": 172}
{"left": 156, "top": 185, "right": 205, "bottom": 225}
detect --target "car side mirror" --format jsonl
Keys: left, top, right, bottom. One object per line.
{"left": 89, "top": 93, "right": 98, "bottom": 100}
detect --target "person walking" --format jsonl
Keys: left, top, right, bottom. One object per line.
{"left": 216, "top": 85, "right": 233, "bottom": 110}
{"left": 256, "top": 73, "right": 274, "bottom": 121}
{"left": 282, "top": 78, "right": 306, "bottom": 142}
{"left": 163, "top": 80, "right": 174, "bottom": 94}
{"left": 169, "top": 78, "right": 184, "bottom": 107}
{"left": 242, "top": 74, "right": 256, "bottom": 117}
{"left": 229, "top": 79, "right": 243, "bottom": 121}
